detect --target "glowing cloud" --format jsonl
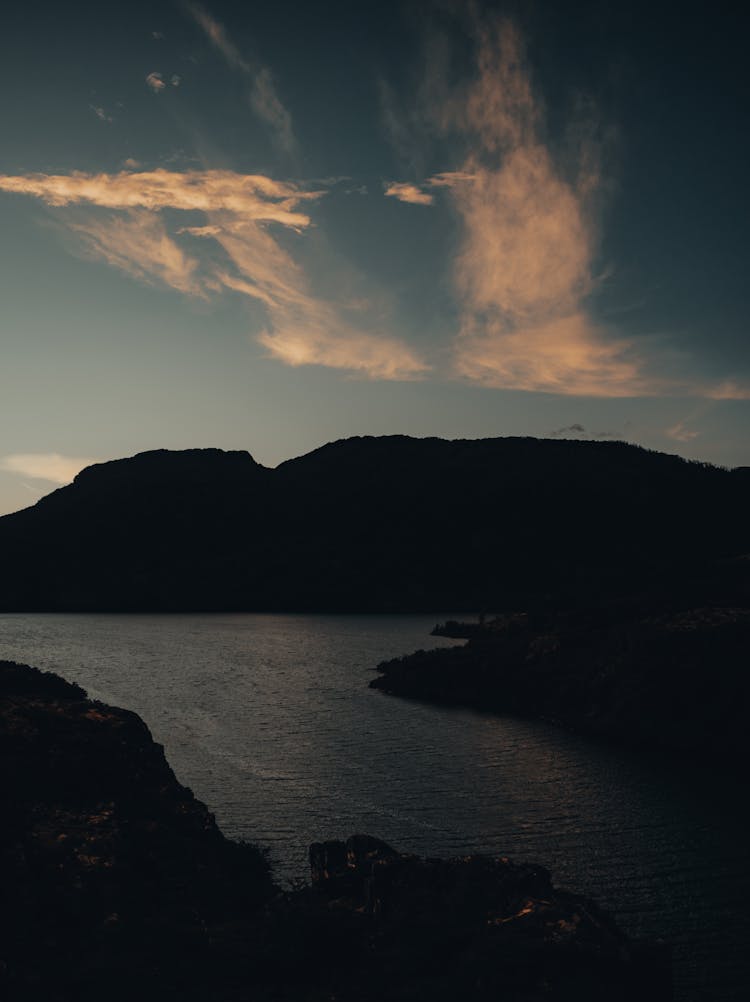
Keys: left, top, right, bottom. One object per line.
{"left": 456, "top": 313, "right": 653, "bottom": 397}
{"left": 0, "top": 168, "right": 426, "bottom": 380}
{"left": 0, "top": 454, "right": 97, "bottom": 485}
{"left": 146, "top": 72, "right": 166, "bottom": 92}
{"left": 213, "top": 217, "right": 428, "bottom": 378}
{"left": 68, "top": 210, "right": 211, "bottom": 298}
{"left": 384, "top": 182, "right": 434, "bottom": 206}
{"left": 0, "top": 169, "right": 321, "bottom": 227}
{"left": 403, "top": 15, "right": 749, "bottom": 400}
{"left": 384, "top": 173, "right": 475, "bottom": 206}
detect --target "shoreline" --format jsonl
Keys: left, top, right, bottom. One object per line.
{"left": 1, "top": 657, "right": 671, "bottom": 1000}
{"left": 371, "top": 604, "right": 750, "bottom": 766}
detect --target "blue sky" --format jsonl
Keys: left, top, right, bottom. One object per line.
{"left": 1, "top": 0, "right": 748, "bottom": 514}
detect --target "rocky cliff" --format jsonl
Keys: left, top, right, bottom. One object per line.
{"left": 1, "top": 659, "right": 670, "bottom": 1000}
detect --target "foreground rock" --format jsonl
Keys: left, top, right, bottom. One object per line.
{"left": 307, "top": 835, "right": 670, "bottom": 1000}
{"left": 1, "top": 660, "right": 670, "bottom": 1000}
{"left": 373, "top": 604, "right": 750, "bottom": 763}
{"left": 0, "top": 659, "right": 273, "bottom": 1001}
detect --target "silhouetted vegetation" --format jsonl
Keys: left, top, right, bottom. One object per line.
{"left": 0, "top": 436, "right": 748, "bottom": 611}
{"left": 374, "top": 604, "right": 750, "bottom": 765}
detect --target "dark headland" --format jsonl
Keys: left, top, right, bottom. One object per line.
{"left": 1, "top": 435, "right": 748, "bottom": 613}
{"left": 2, "top": 434, "right": 748, "bottom": 763}
{"left": 1, "top": 659, "right": 670, "bottom": 1001}
{"left": 372, "top": 605, "right": 750, "bottom": 765}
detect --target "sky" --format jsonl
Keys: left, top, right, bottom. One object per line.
{"left": 1, "top": 0, "right": 748, "bottom": 514}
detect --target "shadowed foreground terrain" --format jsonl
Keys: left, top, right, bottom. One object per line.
{"left": 372, "top": 604, "right": 750, "bottom": 765}
{"left": 1, "top": 659, "right": 670, "bottom": 1001}
{"left": 1, "top": 435, "right": 749, "bottom": 612}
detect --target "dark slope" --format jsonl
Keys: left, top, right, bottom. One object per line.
{"left": 0, "top": 448, "right": 273, "bottom": 610}
{"left": 0, "top": 436, "right": 748, "bottom": 611}
{"left": 372, "top": 606, "right": 750, "bottom": 764}
{"left": 1, "top": 660, "right": 670, "bottom": 1001}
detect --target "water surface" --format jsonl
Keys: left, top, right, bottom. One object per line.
{"left": 1, "top": 612, "right": 746, "bottom": 1001}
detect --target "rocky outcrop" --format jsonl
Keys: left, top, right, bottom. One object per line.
{"left": 1, "top": 660, "right": 670, "bottom": 1000}
{"left": 372, "top": 605, "right": 750, "bottom": 763}
{"left": 306, "top": 834, "right": 670, "bottom": 1000}
{"left": 0, "top": 659, "right": 273, "bottom": 1001}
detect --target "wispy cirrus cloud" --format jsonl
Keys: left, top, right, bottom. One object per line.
{"left": 384, "top": 172, "right": 474, "bottom": 206}
{"left": 208, "top": 214, "right": 427, "bottom": 378}
{"left": 185, "top": 2, "right": 296, "bottom": 154}
{"left": 386, "top": 15, "right": 749, "bottom": 400}
{"left": 0, "top": 169, "right": 321, "bottom": 224}
{"left": 0, "top": 169, "right": 427, "bottom": 380}
{"left": 0, "top": 454, "right": 96, "bottom": 485}
{"left": 666, "top": 421, "right": 700, "bottom": 442}
{"left": 68, "top": 209, "right": 211, "bottom": 298}
{"left": 430, "top": 18, "right": 645, "bottom": 396}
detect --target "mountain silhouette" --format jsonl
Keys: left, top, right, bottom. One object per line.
{"left": 0, "top": 436, "right": 748, "bottom": 611}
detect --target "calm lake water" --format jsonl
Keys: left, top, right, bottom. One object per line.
{"left": 1, "top": 612, "right": 747, "bottom": 1000}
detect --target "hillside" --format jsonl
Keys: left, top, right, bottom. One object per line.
{"left": 0, "top": 436, "right": 748, "bottom": 611}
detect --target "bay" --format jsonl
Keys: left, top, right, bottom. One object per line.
{"left": 1, "top": 612, "right": 746, "bottom": 1001}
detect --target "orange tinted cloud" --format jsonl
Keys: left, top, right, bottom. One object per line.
{"left": 384, "top": 182, "right": 434, "bottom": 206}
{"left": 0, "top": 168, "right": 427, "bottom": 380}
{"left": 145, "top": 72, "right": 166, "bottom": 93}
{"left": 427, "top": 17, "right": 749, "bottom": 399}
{"left": 456, "top": 313, "right": 651, "bottom": 397}
{"left": 0, "top": 169, "right": 319, "bottom": 226}
{"left": 0, "top": 453, "right": 97, "bottom": 484}
{"left": 68, "top": 210, "right": 212, "bottom": 298}
{"left": 384, "top": 172, "right": 475, "bottom": 206}
{"left": 214, "top": 217, "right": 428, "bottom": 378}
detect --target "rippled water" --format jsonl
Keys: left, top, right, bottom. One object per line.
{"left": 1, "top": 613, "right": 747, "bottom": 1000}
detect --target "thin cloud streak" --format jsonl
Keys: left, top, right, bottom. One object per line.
{"left": 186, "top": 2, "right": 249, "bottom": 71}
{"left": 666, "top": 421, "right": 700, "bottom": 442}
{"left": 0, "top": 454, "right": 97, "bottom": 485}
{"left": 0, "top": 169, "right": 427, "bottom": 380}
{"left": 384, "top": 172, "right": 475, "bottom": 205}
{"left": 185, "top": 2, "right": 296, "bottom": 153}
{"left": 68, "top": 210, "right": 212, "bottom": 298}
{"left": 213, "top": 217, "right": 428, "bottom": 378}
{"left": 0, "top": 169, "right": 320, "bottom": 226}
